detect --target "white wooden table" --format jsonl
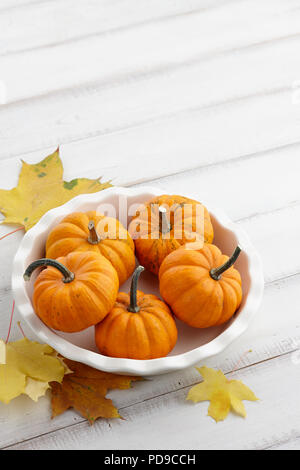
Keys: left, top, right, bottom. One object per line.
{"left": 0, "top": 0, "right": 300, "bottom": 451}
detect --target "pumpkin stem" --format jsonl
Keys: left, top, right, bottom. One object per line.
{"left": 128, "top": 265, "right": 145, "bottom": 313}
{"left": 88, "top": 221, "right": 101, "bottom": 245}
{"left": 159, "top": 206, "right": 171, "bottom": 234}
{"left": 24, "top": 258, "right": 75, "bottom": 284}
{"left": 210, "top": 247, "right": 242, "bottom": 281}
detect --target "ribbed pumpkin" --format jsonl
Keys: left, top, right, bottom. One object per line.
{"left": 24, "top": 251, "right": 119, "bottom": 333}
{"left": 45, "top": 211, "right": 136, "bottom": 285}
{"left": 159, "top": 244, "right": 242, "bottom": 328}
{"left": 95, "top": 266, "right": 178, "bottom": 359}
{"left": 128, "top": 195, "right": 214, "bottom": 275}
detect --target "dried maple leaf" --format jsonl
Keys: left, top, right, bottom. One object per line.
{"left": 187, "top": 366, "right": 258, "bottom": 422}
{"left": 0, "top": 148, "right": 112, "bottom": 231}
{"left": 50, "top": 358, "right": 141, "bottom": 425}
{"left": 0, "top": 338, "right": 66, "bottom": 404}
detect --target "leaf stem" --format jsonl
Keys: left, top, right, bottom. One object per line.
{"left": 5, "top": 300, "right": 15, "bottom": 344}
{"left": 0, "top": 227, "right": 24, "bottom": 241}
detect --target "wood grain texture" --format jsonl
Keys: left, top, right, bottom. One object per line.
{"left": 0, "top": 0, "right": 49, "bottom": 11}
{"left": 1, "top": 0, "right": 300, "bottom": 103}
{"left": 0, "top": 0, "right": 229, "bottom": 55}
{"left": 0, "top": 34, "right": 300, "bottom": 160}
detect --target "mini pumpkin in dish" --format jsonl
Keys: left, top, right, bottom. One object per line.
{"left": 95, "top": 266, "right": 178, "bottom": 360}
{"left": 45, "top": 211, "right": 136, "bottom": 285}
{"left": 159, "top": 244, "right": 242, "bottom": 328}
{"left": 24, "top": 251, "right": 119, "bottom": 333}
{"left": 129, "top": 195, "right": 214, "bottom": 275}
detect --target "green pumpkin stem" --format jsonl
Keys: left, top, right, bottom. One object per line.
{"left": 88, "top": 221, "right": 101, "bottom": 245}
{"left": 24, "top": 258, "right": 75, "bottom": 284}
{"left": 128, "top": 266, "right": 145, "bottom": 313}
{"left": 159, "top": 206, "right": 171, "bottom": 234}
{"left": 210, "top": 247, "right": 242, "bottom": 281}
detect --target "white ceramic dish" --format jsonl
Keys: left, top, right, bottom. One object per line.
{"left": 12, "top": 186, "right": 264, "bottom": 376}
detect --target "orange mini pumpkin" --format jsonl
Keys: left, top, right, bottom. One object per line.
{"left": 46, "top": 211, "right": 136, "bottom": 285}
{"left": 95, "top": 266, "right": 178, "bottom": 359}
{"left": 159, "top": 244, "right": 242, "bottom": 328}
{"left": 129, "top": 195, "right": 214, "bottom": 275}
{"left": 24, "top": 251, "right": 119, "bottom": 333}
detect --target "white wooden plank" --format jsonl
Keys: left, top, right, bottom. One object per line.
{"left": 0, "top": 0, "right": 49, "bottom": 11}
{"left": 238, "top": 205, "right": 300, "bottom": 284}
{"left": 1, "top": 34, "right": 300, "bottom": 160}
{"left": 1, "top": 0, "right": 300, "bottom": 103}
{"left": 1, "top": 130, "right": 299, "bottom": 222}
{"left": 0, "top": 0, "right": 227, "bottom": 55}
{"left": 269, "top": 438, "right": 300, "bottom": 451}
{"left": 0, "top": 85, "right": 300, "bottom": 191}
{"left": 133, "top": 144, "right": 300, "bottom": 223}
{"left": 5, "top": 350, "right": 300, "bottom": 450}
{"left": 2, "top": 139, "right": 299, "bottom": 226}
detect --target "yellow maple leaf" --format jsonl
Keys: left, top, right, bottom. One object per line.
{"left": 0, "top": 338, "right": 65, "bottom": 404}
{"left": 0, "top": 148, "right": 112, "bottom": 231}
{"left": 24, "top": 378, "right": 50, "bottom": 402}
{"left": 187, "top": 366, "right": 258, "bottom": 422}
{"left": 0, "top": 339, "right": 6, "bottom": 364}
